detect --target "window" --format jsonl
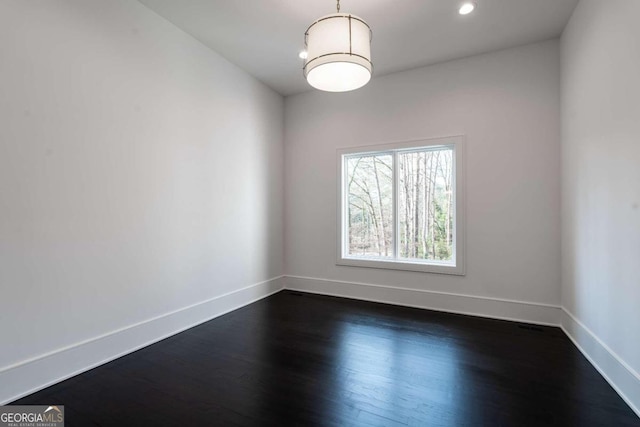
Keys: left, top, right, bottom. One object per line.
{"left": 337, "top": 136, "right": 465, "bottom": 275}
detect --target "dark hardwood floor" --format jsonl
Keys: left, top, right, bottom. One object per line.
{"left": 13, "top": 290, "right": 640, "bottom": 426}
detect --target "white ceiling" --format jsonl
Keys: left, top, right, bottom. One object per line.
{"left": 138, "top": 0, "right": 579, "bottom": 96}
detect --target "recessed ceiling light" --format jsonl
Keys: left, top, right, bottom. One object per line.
{"left": 299, "top": 50, "right": 308, "bottom": 59}
{"left": 459, "top": 2, "right": 476, "bottom": 15}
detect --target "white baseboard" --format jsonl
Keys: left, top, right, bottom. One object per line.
{"left": 561, "top": 308, "right": 640, "bottom": 418}
{"left": 284, "top": 275, "right": 561, "bottom": 326}
{"left": 0, "top": 276, "right": 284, "bottom": 405}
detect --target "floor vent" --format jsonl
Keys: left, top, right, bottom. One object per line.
{"left": 517, "top": 324, "right": 545, "bottom": 332}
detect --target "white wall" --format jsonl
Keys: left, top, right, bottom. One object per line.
{"left": 284, "top": 40, "right": 562, "bottom": 323}
{"left": 561, "top": 0, "right": 640, "bottom": 414}
{"left": 0, "top": 0, "right": 283, "bottom": 402}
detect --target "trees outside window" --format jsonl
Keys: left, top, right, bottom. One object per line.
{"left": 338, "top": 137, "right": 465, "bottom": 275}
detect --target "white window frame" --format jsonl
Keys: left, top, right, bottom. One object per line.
{"left": 337, "top": 136, "right": 465, "bottom": 275}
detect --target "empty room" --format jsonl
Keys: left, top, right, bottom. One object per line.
{"left": 1, "top": 0, "right": 639, "bottom": 425}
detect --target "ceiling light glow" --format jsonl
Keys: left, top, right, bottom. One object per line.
{"left": 299, "top": 51, "right": 308, "bottom": 59}
{"left": 459, "top": 2, "right": 476, "bottom": 15}
{"left": 302, "top": 0, "right": 372, "bottom": 92}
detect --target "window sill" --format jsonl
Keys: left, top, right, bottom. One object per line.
{"left": 337, "top": 257, "right": 465, "bottom": 276}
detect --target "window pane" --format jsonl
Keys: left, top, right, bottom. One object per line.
{"left": 346, "top": 154, "right": 393, "bottom": 257}
{"left": 398, "top": 148, "right": 454, "bottom": 262}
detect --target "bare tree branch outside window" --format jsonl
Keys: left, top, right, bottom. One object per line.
{"left": 346, "top": 147, "right": 454, "bottom": 262}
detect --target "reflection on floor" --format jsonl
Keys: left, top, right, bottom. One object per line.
{"left": 13, "top": 290, "right": 640, "bottom": 426}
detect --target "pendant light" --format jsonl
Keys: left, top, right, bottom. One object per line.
{"left": 302, "top": 0, "right": 373, "bottom": 92}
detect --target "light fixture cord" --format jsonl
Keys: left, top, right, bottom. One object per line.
{"left": 336, "top": 0, "right": 340, "bottom": 13}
